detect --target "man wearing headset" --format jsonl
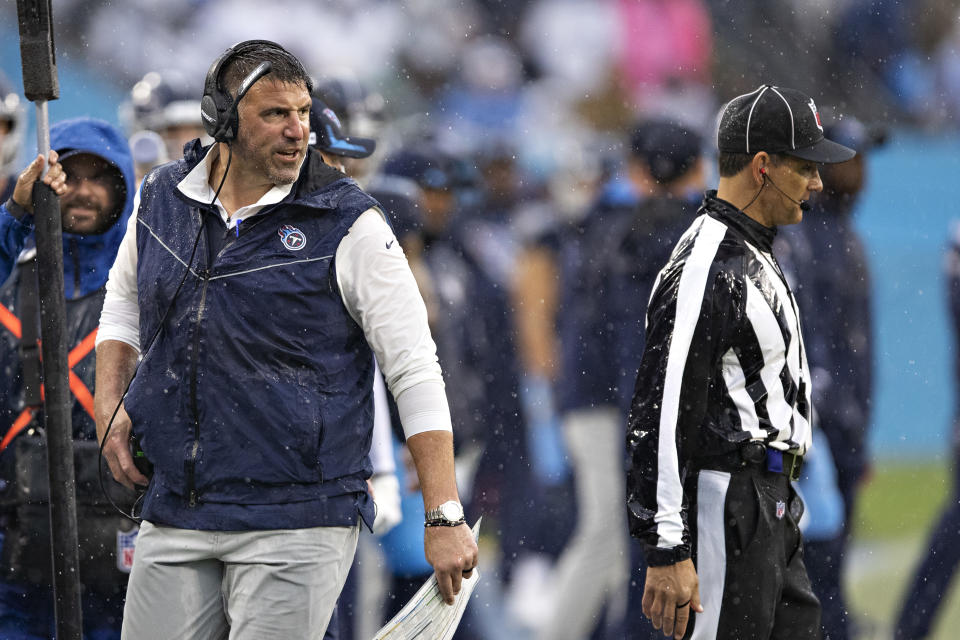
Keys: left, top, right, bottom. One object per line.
{"left": 626, "top": 85, "right": 856, "bottom": 639}
{"left": 94, "top": 40, "right": 477, "bottom": 638}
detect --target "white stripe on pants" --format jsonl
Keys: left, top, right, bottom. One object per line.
{"left": 538, "top": 406, "right": 629, "bottom": 640}
{"left": 692, "top": 470, "right": 731, "bottom": 640}
{"left": 121, "top": 521, "right": 360, "bottom": 640}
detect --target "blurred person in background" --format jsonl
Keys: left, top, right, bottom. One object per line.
{"left": 614, "top": 0, "right": 715, "bottom": 130}
{"left": 308, "top": 97, "right": 377, "bottom": 175}
{"left": 128, "top": 130, "right": 170, "bottom": 189}
{"left": 465, "top": 141, "right": 576, "bottom": 632}
{"left": 776, "top": 114, "right": 886, "bottom": 640}
{"left": 0, "top": 76, "right": 25, "bottom": 208}
{"left": 544, "top": 120, "right": 704, "bottom": 640}
{"left": 312, "top": 74, "right": 387, "bottom": 185}
{"left": 0, "top": 118, "right": 136, "bottom": 640}
{"left": 894, "top": 224, "right": 960, "bottom": 639}
{"left": 380, "top": 146, "right": 530, "bottom": 639}
{"left": 120, "top": 71, "right": 208, "bottom": 191}
{"left": 119, "top": 70, "right": 208, "bottom": 161}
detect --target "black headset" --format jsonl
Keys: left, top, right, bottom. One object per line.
{"left": 200, "top": 39, "right": 294, "bottom": 143}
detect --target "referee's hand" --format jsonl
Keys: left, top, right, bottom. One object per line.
{"left": 642, "top": 558, "right": 703, "bottom": 639}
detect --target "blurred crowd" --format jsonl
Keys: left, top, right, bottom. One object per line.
{"left": 2, "top": 0, "right": 960, "bottom": 639}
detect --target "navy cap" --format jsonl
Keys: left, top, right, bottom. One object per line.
{"left": 630, "top": 120, "right": 702, "bottom": 184}
{"left": 308, "top": 97, "right": 376, "bottom": 159}
{"left": 382, "top": 149, "right": 450, "bottom": 190}
{"left": 718, "top": 85, "right": 856, "bottom": 164}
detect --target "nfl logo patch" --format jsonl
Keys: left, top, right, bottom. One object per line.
{"left": 117, "top": 527, "right": 139, "bottom": 573}
{"left": 807, "top": 98, "right": 824, "bottom": 132}
{"left": 775, "top": 500, "right": 786, "bottom": 520}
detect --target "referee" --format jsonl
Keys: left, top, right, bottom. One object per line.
{"left": 625, "top": 84, "right": 855, "bottom": 639}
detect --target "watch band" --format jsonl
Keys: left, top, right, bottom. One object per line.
{"left": 424, "top": 500, "right": 464, "bottom": 525}
{"left": 424, "top": 518, "right": 466, "bottom": 528}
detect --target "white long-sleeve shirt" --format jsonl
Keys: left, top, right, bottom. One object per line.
{"left": 97, "top": 147, "right": 451, "bottom": 438}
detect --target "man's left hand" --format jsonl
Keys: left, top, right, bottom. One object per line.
{"left": 424, "top": 523, "right": 479, "bottom": 605}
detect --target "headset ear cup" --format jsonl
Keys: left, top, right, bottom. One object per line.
{"left": 200, "top": 94, "right": 220, "bottom": 138}
{"left": 222, "top": 98, "right": 238, "bottom": 142}
{"left": 201, "top": 89, "right": 237, "bottom": 143}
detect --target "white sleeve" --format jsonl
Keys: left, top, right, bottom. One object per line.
{"left": 370, "top": 359, "right": 397, "bottom": 474}
{"left": 336, "top": 208, "right": 452, "bottom": 438}
{"left": 96, "top": 189, "right": 141, "bottom": 352}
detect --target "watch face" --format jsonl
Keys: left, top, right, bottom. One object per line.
{"left": 440, "top": 501, "right": 463, "bottom": 521}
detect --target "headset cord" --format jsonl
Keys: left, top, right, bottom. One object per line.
{"left": 98, "top": 146, "right": 233, "bottom": 522}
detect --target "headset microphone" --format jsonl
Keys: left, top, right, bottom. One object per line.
{"left": 760, "top": 168, "right": 811, "bottom": 212}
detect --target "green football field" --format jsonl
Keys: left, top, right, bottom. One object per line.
{"left": 846, "top": 461, "right": 960, "bottom": 639}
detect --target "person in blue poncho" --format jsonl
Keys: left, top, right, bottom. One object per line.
{"left": 0, "top": 117, "right": 136, "bottom": 639}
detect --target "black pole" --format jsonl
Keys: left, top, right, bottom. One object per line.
{"left": 32, "top": 183, "right": 83, "bottom": 640}
{"left": 16, "top": 2, "right": 84, "bottom": 639}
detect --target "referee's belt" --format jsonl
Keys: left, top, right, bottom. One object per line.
{"left": 696, "top": 442, "right": 804, "bottom": 481}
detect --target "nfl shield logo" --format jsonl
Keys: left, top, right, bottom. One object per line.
{"left": 807, "top": 99, "right": 824, "bottom": 132}
{"left": 117, "top": 527, "right": 139, "bottom": 573}
{"left": 775, "top": 501, "right": 786, "bottom": 520}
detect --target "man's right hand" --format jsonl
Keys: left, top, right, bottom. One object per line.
{"left": 642, "top": 558, "right": 703, "bottom": 639}
{"left": 95, "top": 340, "right": 144, "bottom": 491}
{"left": 11, "top": 151, "right": 67, "bottom": 215}
{"left": 97, "top": 402, "right": 149, "bottom": 490}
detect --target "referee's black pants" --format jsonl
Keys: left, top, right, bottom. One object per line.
{"left": 683, "top": 466, "right": 821, "bottom": 640}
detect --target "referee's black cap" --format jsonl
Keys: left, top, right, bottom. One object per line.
{"left": 717, "top": 84, "right": 855, "bottom": 164}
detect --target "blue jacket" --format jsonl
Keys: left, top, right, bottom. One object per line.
{"left": 127, "top": 141, "right": 379, "bottom": 531}
{"left": 0, "top": 118, "right": 134, "bottom": 294}
{"left": 557, "top": 184, "right": 696, "bottom": 415}
{"left": 556, "top": 181, "right": 638, "bottom": 414}
{"left": 0, "top": 118, "right": 133, "bottom": 443}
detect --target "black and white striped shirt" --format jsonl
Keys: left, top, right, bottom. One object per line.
{"left": 626, "top": 191, "right": 813, "bottom": 565}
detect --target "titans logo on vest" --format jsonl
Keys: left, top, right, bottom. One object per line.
{"left": 279, "top": 224, "right": 307, "bottom": 251}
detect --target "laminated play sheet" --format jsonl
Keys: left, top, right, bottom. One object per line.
{"left": 373, "top": 519, "right": 481, "bottom": 640}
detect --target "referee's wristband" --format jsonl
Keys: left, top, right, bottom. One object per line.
{"left": 424, "top": 518, "right": 466, "bottom": 528}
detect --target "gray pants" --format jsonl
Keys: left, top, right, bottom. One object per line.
{"left": 122, "top": 521, "right": 360, "bottom": 640}
{"left": 538, "top": 407, "right": 629, "bottom": 640}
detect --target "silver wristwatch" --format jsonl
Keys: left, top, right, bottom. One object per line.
{"left": 424, "top": 500, "right": 465, "bottom": 526}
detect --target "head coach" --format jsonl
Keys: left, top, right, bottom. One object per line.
{"left": 93, "top": 39, "right": 477, "bottom": 638}
{"left": 625, "top": 84, "right": 855, "bottom": 639}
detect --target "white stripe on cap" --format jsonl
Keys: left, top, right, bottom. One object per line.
{"left": 745, "top": 86, "right": 771, "bottom": 154}
{"left": 769, "top": 86, "right": 796, "bottom": 150}
{"left": 718, "top": 85, "right": 766, "bottom": 151}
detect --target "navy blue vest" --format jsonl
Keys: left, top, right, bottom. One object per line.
{"left": 127, "top": 144, "right": 379, "bottom": 530}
